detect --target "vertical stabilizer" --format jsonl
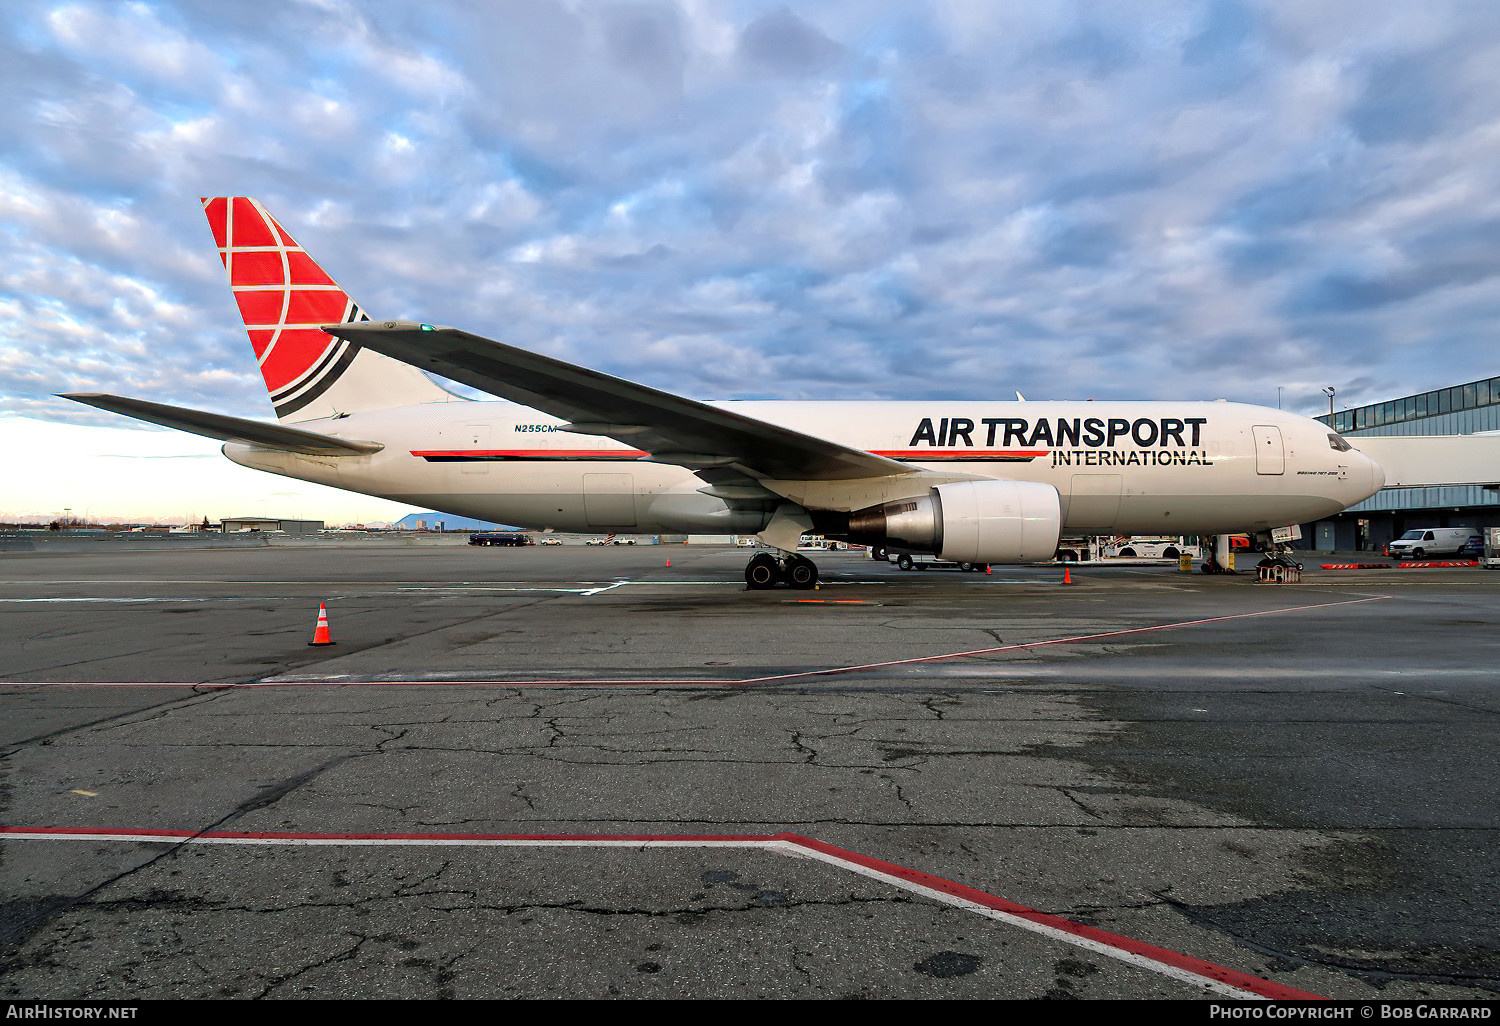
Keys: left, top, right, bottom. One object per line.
{"left": 202, "top": 196, "right": 459, "bottom": 421}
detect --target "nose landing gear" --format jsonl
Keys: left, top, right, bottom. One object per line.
{"left": 744, "top": 551, "right": 820, "bottom": 590}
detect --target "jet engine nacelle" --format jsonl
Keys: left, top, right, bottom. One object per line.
{"left": 844, "top": 480, "right": 1062, "bottom": 563}
{"left": 934, "top": 480, "right": 1061, "bottom": 563}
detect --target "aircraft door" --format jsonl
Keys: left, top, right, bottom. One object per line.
{"left": 584, "top": 473, "right": 637, "bottom": 528}
{"left": 1252, "top": 425, "right": 1285, "bottom": 475}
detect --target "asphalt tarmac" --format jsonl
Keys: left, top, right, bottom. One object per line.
{"left": 1, "top": 544, "right": 1496, "bottom": 999}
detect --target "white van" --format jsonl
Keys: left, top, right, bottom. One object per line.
{"left": 1387, "top": 527, "right": 1482, "bottom": 561}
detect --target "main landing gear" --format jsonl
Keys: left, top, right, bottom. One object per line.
{"left": 1199, "top": 533, "right": 1238, "bottom": 574}
{"left": 744, "top": 551, "right": 819, "bottom": 590}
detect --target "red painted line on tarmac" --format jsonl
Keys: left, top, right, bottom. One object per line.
{"left": 8, "top": 595, "right": 1390, "bottom": 690}
{"left": 775, "top": 833, "right": 1323, "bottom": 1001}
{"left": 0, "top": 825, "right": 1321, "bottom": 999}
{"left": 740, "top": 594, "right": 1390, "bottom": 686}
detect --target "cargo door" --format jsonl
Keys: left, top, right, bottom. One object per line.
{"left": 1252, "top": 425, "right": 1284, "bottom": 475}
{"left": 583, "top": 473, "right": 637, "bottom": 528}
{"left": 1065, "top": 474, "right": 1122, "bottom": 530}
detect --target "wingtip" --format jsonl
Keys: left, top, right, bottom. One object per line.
{"left": 322, "top": 320, "right": 443, "bottom": 335}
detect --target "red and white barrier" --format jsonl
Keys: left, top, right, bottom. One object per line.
{"left": 1320, "top": 561, "right": 1478, "bottom": 570}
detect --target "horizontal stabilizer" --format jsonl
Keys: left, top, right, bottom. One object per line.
{"left": 1353, "top": 434, "right": 1500, "bottom": 487}
{"left": 61, "top": 394, "right": 383, "bottom": 457}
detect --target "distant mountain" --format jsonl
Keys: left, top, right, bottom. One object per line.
{"left": 393, "top": 512, "right": 515, "bottom": 531}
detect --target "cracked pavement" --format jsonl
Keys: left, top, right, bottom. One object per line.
{"left": 1, "top": 544, "right": 1496, "bottom": 998}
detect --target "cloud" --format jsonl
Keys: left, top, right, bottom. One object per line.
{"left": 738, "top": 7, "right": 845, "bottom": 78}
{"left": 2, "top": 0, "right": 1500, "bottom": 442}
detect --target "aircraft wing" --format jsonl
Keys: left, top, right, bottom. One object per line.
{"left": 60, "top": 394, "right": 384, "bottom": 457}
{"left": 323, "top": 321, "right": 911, "bottom": 481}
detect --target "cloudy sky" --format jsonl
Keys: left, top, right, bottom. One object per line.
{"left": 4, "top": 1, "right": 1500, "bottom": 521}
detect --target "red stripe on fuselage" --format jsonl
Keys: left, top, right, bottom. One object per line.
{"left": 873, "top": 449, "right": 1047, "bottom": 461}
{"left": 410, "top": 448, "right": 1044, "bottom": 462}
{"left": 411, "top": 449, "right": 650, "bottom": 460}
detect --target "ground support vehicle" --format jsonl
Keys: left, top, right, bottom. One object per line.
{"left": 888, "top": 550, "right": 990, "bottom": 573}
{"left": 1096, "top": 535, "right": 1201, "bottom": 560}
{"left": 1054, "top": 537, "right": 1095, "bottom": 562}
{"left": 1388, "top": 527, "right": 1482, "bottom": 561}
{"left": 469, "top": 532, "right": 532, "bottom": 546}
{"left": 1482, "top": 527, "right": 1500, "bottom": 569}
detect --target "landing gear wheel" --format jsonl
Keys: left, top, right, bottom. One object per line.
{"left": 959, "top": 562, "right": 974, "bottom": 572}
{"left": 896, "top": 553, "right": 914, "bottom": 571}
{"left": 745, "top": 553, "right": 779, "bottom": 590}
{"left": 784, "top": 555, "right": 819, "bottom": 590}
{"left": 1258, "top": 553, "right": 1304, "bottom": 571}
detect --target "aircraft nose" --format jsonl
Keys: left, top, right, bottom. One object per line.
{"left": 1366, "top": 451, "right": 1386, "bottom": 494}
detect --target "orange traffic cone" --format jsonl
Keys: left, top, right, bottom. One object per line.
{"left": 665, "top": 559, "right": 671, "bottom": 567}
{"left": 1062, "top": 567, "right": 1072, "bottom": 585}
{"left": 308, "top": 603, "right": 335, "bottom": 646}
{"left": 986, "top": 565, "right": 992, "bottom": 575}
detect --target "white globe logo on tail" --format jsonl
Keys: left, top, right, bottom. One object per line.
{"left": 201, "top": 196, "right": 368, "bottom": 418}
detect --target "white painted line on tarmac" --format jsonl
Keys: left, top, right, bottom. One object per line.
{"left": 0, "top": 597, "right": 215, "bottom": 604}
{"left": 0, "top": 825, "right": 1320, "bottom": 1000}
{"left": 14, "top": 594, "right": 1395, "bottom": 690}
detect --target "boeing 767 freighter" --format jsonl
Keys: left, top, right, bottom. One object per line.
{"left": 66, "top": 197, "right": 1403, "bottom": 589}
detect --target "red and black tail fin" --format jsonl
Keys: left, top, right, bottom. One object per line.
{"left": 202, "top": 197, "right": 456, "bottom": 421}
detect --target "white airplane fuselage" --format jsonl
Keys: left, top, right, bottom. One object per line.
{"left": 224, "top": 399, "right": 1385, "bottom": 537}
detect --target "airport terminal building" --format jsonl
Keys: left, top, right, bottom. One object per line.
{"left": 1307, "top": 375, "right": 1500, "bottom": 551}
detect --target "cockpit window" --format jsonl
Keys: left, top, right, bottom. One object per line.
{"left": 1328, "top": 433, "right": 1353, "bottom": 452}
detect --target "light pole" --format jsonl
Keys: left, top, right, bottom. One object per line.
{"left": 1322, "top": 387, "right": 1336, "bottom": 418}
